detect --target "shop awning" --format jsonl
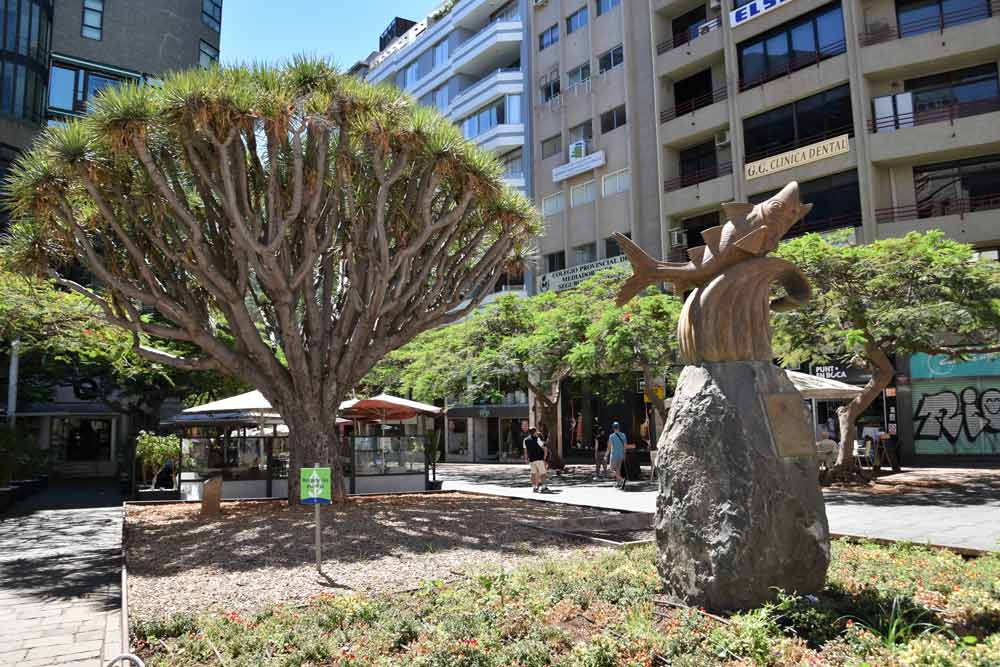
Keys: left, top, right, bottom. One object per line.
{"left": 339, "top": 393, "right": 442, "bottom": 421}
{"left": 785, "top": 370, "right": 863, "bottom": 400}
{"left": 182, "top": 390, "right": 277, "bottom": 415}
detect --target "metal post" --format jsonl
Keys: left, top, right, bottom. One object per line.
{"left": 313, "top": 462, "right": 322, "bottom": 573}
{"left": 6, "top": 339, "right": 20, "bottom": 425}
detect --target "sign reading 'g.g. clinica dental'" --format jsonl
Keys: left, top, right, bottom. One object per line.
{"left": 730, "top": 0, "right": 794, "bottom": 27}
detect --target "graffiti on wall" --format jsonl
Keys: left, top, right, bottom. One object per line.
{"left": 913, "top": 386, "right": 1000, "bottom": 451}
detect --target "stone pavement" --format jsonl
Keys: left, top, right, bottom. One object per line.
{"left": 0, "top": 481, "right": 124, "bottom": 667}
{"left": 436, "top": 463, "right": 1000, "bottom": 552}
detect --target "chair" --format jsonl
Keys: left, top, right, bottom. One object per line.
{"left": 853, "top": 440, "right": 874, "bottom": 468}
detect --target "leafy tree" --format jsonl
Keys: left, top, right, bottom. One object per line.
{"left": 135, "top": 430, "right": 181, "bottom": 484}
{"left": 774, "top": 231, "right": 1000, "bottom": 477}
{"left": 2, "top": 60, "right": 536, "bottom": 501}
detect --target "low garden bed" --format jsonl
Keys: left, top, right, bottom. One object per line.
{"left": 132, "top": 536, "right": 1000, "bottom": 666}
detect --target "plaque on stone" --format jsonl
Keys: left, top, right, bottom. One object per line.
{"left": 764, "top": 393, "right": 817, "bottom": 458}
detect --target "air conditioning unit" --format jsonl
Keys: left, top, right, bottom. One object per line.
{"left": 714, "top": 130, "right": 730, "bottom": 147}
{"left": 568, "top": 140, "right": 587, "bottom": 161}
{"left": 670, "top": 230, "right": 687, "bottom": 247}
{"left": 533, "top": 0, "right": 548, "bottom": 7}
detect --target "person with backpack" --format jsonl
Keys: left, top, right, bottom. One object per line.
{"left": 606, "top": 421, "right": 628, "bottom": 490}
{"left": 523, "top": 427, "right": 550, "bottom": 493}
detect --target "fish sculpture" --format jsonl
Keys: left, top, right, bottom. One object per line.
{"left": 613, "top": 181, "right": 813, "bottom": 305}
{"left": 613, "top": 181, "right": 814, "bottom": 363}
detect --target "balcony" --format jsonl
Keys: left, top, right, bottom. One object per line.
{"left": 448, "top": 68, "right": 523, "bottom": 120}
{"left": 657, "top": 17, "right": 721, "bottom": 55}
{"left": 859, "top": 0, "right": 998, "bottom": 46}
{"left": 474, "top": 123, "right": 524, "bottom": 152}
{"left": 451, "top": 19, "right": 522, "bottom": 74}
{"left": 739, "top": 38, "right": 846, "bottom": 91}
{"left": 744, "top": 124, "right": 854, "bottom": 165}
{"left": 867, "top": 104, "right": 1000, "bottom": 164}
{"left": 661, "top": 86, "right": 728, "bottom": 123}
{"left": 664, "top": 161, "right": 733, "bottom": 193}
{"left": 875, "top": 194, "right": 1000, "bottom": 245}
{"left": 876, "top": 194, "right": 1000, "bottom": 224}
{"left": 869, "top": 95, "right": 1000, "bottom": 132}
{"left": 786, "top": 211, "right": 863, "bottom": 238}
{"left": 655, "top": 20, "right": 723, "bottom": 81}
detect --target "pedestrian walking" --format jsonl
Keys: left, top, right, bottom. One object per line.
{"left": 607, "top": 421, "right": 627, "bottom": 490}
{"left": 593, "top": 419, "right": 607, "bottom": 479}
{"left": 523, "top": 427, "right": 550, "bottom": 493}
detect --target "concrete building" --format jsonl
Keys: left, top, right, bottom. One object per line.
{"left": 648, "top": 0, "right": 1000, "bottom": 464}
{"left": 1, "top": 0, "right": 223, "bottom": 477}
{"left": 527, "top": 0, "right": 662, "bottom": 287}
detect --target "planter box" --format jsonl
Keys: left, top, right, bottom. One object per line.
{"left": 426, "top": 480, "right": 443, "bottom": 491}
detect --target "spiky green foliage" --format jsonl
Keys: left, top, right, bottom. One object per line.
{"left": 2, "top": 58, "right": 538, "bottom": 500}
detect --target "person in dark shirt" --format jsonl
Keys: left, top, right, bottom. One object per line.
{"left": 523, "top": 427, "right": 550, "bottom": 493}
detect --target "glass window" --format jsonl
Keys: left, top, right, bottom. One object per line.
{"left": 491, "top": 1, "right": 519, "bottom": 22}
{"left": 506, "top": 94, "right": 521, "bottom": 124}
{"left": 540, "top": 77, "right": 560, "bottom": 102}
{"left": 596, "top": 0, "right": 621, "bottom": 16}
{"left": 202, "top": 0, "right": 222, "bottom": 31}
{"left": 567, "top": 6, "right": 588, "bottom": 34}
{"left": 574, "top": 242, "right": 596, "bottom": 265}
{"left": 790, "top": 22, "right": 817, "bottom": 64}
{"left": 539, "top": 24, "right": 559, "bottom": 51}
{"left": 743, "top": 84, "right": 853, "bottom": 160}
{"left": 568, "top": 121, "right": 592, "bottom": 145}
{"left": 434, "top": 85, "right": 449, "bottom": 110}
{"left": 86, "top": 72, "right": 116, "bottom": 101}
{"left": 541, "top": 134, "right": 562, "bottom": 159}
{"left": 680, "top": 141, "right": 717, "bottom": 184}
{"left": 764, "top": 33, "right": 790, "bottom": 75}
{"left": 49, "top": 65, "right": 76, "bottom": 111}
{"left": 570, "top": 180, "right": 596, "bottom": 207}
{"left": 600, "top": 104, "right": 626, "bottom": 133}
{"left": 199, "top": 40, "right": 219, "bottom": 68}
{"left": 82, "top": 0, "right": 103, "bottom": 40}
{"left": 502, "top": 149, "right": 523, "bottom": 178}
{"left": 897, "top": 0, "right": 989, "bottom": 38}
{"left": 605, "top": 235, "right": 627, "bottom": 257}
{"left": 404, "top": 62, "right": 419, "bottom": 88}
{"left": 816, "top": 6, "right": 845, "bottom": 51}
{"left": 906, "top": 63, "right": 999, "bottom": 114}
{"left": 603, "top": 168, "right": 631, "bottom": 196}
{"left": 433, "top": 39, "right": 449, "bottom": 67}
{"left": 914, "top": 154, "right": 1000, "bottom": 216}
{"left": 567, "top": 62, "right": 591, "bottom": 86}
{"left": 598, "top": 45, "right": 624, "bottom": 74}
{"left": 542, "top": 192, "right": 565, "bottom": 216}
{"left": 546, "top": 251, "right": 566, "bottom": 272}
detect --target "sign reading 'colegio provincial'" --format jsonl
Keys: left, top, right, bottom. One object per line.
{"left": 538, "top": 254, "right": 630, "bottom": 293}
{"left": 744, "top": 135, "right": 850, "bottom": 180}
{"left": 730, "top": 0, "right": 794, "bottom": 27}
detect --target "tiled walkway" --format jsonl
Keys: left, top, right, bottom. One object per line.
{"left": 0, "top": 483, "right": 123, "bottom": 667}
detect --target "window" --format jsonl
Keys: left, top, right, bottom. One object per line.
{"left": 47, "top": 62, "right": 124, "bottom": 116}
{"left": 574, "top": 242, "right": 596, "bottom": 265}
{"left": 672, "top": 6, "right": 709, "bottom": 47}
{"left": 603, "top": 168, "right": 631, "bottom": 196}
{"left": 434, "top": 85, "right": 449, "bottom": 110}
{"left": 48, "top": 66, "right": 76, "bottom": 111}
{"left": 673, "top": 69, "right": 714, "bottom": 116}
{"left": 491, "top": 1, "right": 519, "bottom": 22}
{"left": 539, "top": 24, "right": 559, "bottom": 51}
{"left": 567, "top": 62, "right": 591, "bottom": 87}
{"left": 743, "top": 84, "right": 853, "bottom": 161}
{"left": 546, "top": 251, "right": 566, "bottom": 272}
{"left": 896, "top": 0, "right": 990, "bottom": 39}
{"left": 596, "top": 0, "right": 621, "bottom": 16}
{"left": 542, "top": 193, "right": 565, "bottom": 217}
{"left": 913, "top": 154, "right": 1000, "bottom": 217}
{"left": 460, "top": 95, "right": 521, "bottom": 139}
{"left": 567, "top": 6, "right": 588, "bottom": 34}
{"left": 681, "top": 212, "right": 722, "bottom": 247}
{"left": 905, "top": 63, "right": 999, "bottom": 119}
{"left": 199, "top": 40, "right": 219, "bottom": 68}
{"left": 433, "top": 39, "right": 449, "bottom": 67}
{"left": 738, "top": 3, "right": 845, "bottom": 90}
{"left": 680, "top": 141, "right": 718, "bottom": 186}
{"left": 202, "top": 0, "right": 222, "bottom": 31}
{"left": 600, "top": 104, "right": 626, "bottom": 133}
{"left": 82, "top": 0, "right": 103, "bottom": 40}
{"left": 750, "top": 171, "right": 861, "bottom": 235}
{"left": 540, "top": 77, "right": 560, "bottom": 103}
{"left": 598, "top": 45, "right": 624, "bottom": 74}
{"left": 605, "top": 234, "right": 630, "bottom": 257}
{"left": 541, "top": 134, "right": 562, "bottom": 159}
{"left": 568, "top": 121, "right": 592, "bottom": 146}
{"left": 404, "top": 62, "right": 419, "bottom": 88}
{"left": 502, "top": 149, "right": 523, "bottom": 178}
{"left": 571, "top": 180, "right": 597, "bottom": 207}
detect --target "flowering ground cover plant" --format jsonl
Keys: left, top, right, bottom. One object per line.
{"left": 133, "top": 540, "right": 1000, "bottom": 666}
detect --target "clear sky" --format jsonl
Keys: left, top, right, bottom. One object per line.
{"left": 220, "top": 0, "right": 443, "bottom": 69}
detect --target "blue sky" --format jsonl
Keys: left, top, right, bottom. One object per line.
{"left": 220, "top": 0, "right": 443, "bottom": 69}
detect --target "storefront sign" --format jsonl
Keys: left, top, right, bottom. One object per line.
{"left": 910, "top": 353, "right": 1000, "bottom": 380}
{"left": 810, "top": 362, "right": 872, "bottom": 385}
{"left": 744, "top": 135, "right": 850, "bottom": 180}
{"left": 730, "top": 0, "right": 794, "bottom": 27}
{"left": 538, "top": 254, "right": 630, "bottom": 293}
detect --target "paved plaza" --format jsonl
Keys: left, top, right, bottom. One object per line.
{"left": 0, "top": 482, "right": 124, "bottom": 667}
{"left": 436, "top": 463, "right": 1000, "bottom": 553}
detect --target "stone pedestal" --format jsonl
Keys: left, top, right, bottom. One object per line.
{"left": 656, "top": 361, "right": 830, "bottom": 612}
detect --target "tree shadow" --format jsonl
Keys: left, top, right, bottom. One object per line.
{"left": 822, "top": 472, "right": 1000, "bottom": 508}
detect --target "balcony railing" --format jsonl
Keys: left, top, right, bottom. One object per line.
{"left": 876, "top": 193, "right": 1000, "bottom": 223}
{"left": 859, "top": 0, "right": 997, "bottom": 46}
{"left": 739, "top": 38, "right": 846, "bottom": 91}
{"left": 663, "top": 161, "right": 733, "bottom": 192}
{"left": 743, "top": 123, "right": 853, "bottom": 164}
{"left": 656, "top": 17, "right": 722, "bottom": 55}
{"left": 869, "top": 95, "right": 1000, "bottom": 132}
{"left": 660, "top": 85, "right": 728, "bottom": 123}
{"left": 787, "top": 211, "right": 863, "bottom": 237}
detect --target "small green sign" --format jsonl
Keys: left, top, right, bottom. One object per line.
{"left": 300, "top": 466, "right": 332, "bottom": 504}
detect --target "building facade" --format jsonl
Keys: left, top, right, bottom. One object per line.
{"left": 1, "top": 0, "right": 223, "bottom": 477}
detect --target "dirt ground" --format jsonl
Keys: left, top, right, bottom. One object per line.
{"left": 831, "top": 467, "right": 1000, "bottom": 495}
{"left": 126, "top": 493, "right": 639, "bottom": 620}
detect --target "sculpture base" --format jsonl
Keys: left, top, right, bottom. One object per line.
{"left": 656, "top": 362, "right": 830, "bottom": 612}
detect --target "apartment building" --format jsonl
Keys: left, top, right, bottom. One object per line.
{"left": 650, "top": 0, "right": 1000, "bottom": 463}
{"left": 528, "top": 0, "right": 662, "bottom": 293}
{"left": 1, "top": 0, "right": 223, "bottom": 477}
